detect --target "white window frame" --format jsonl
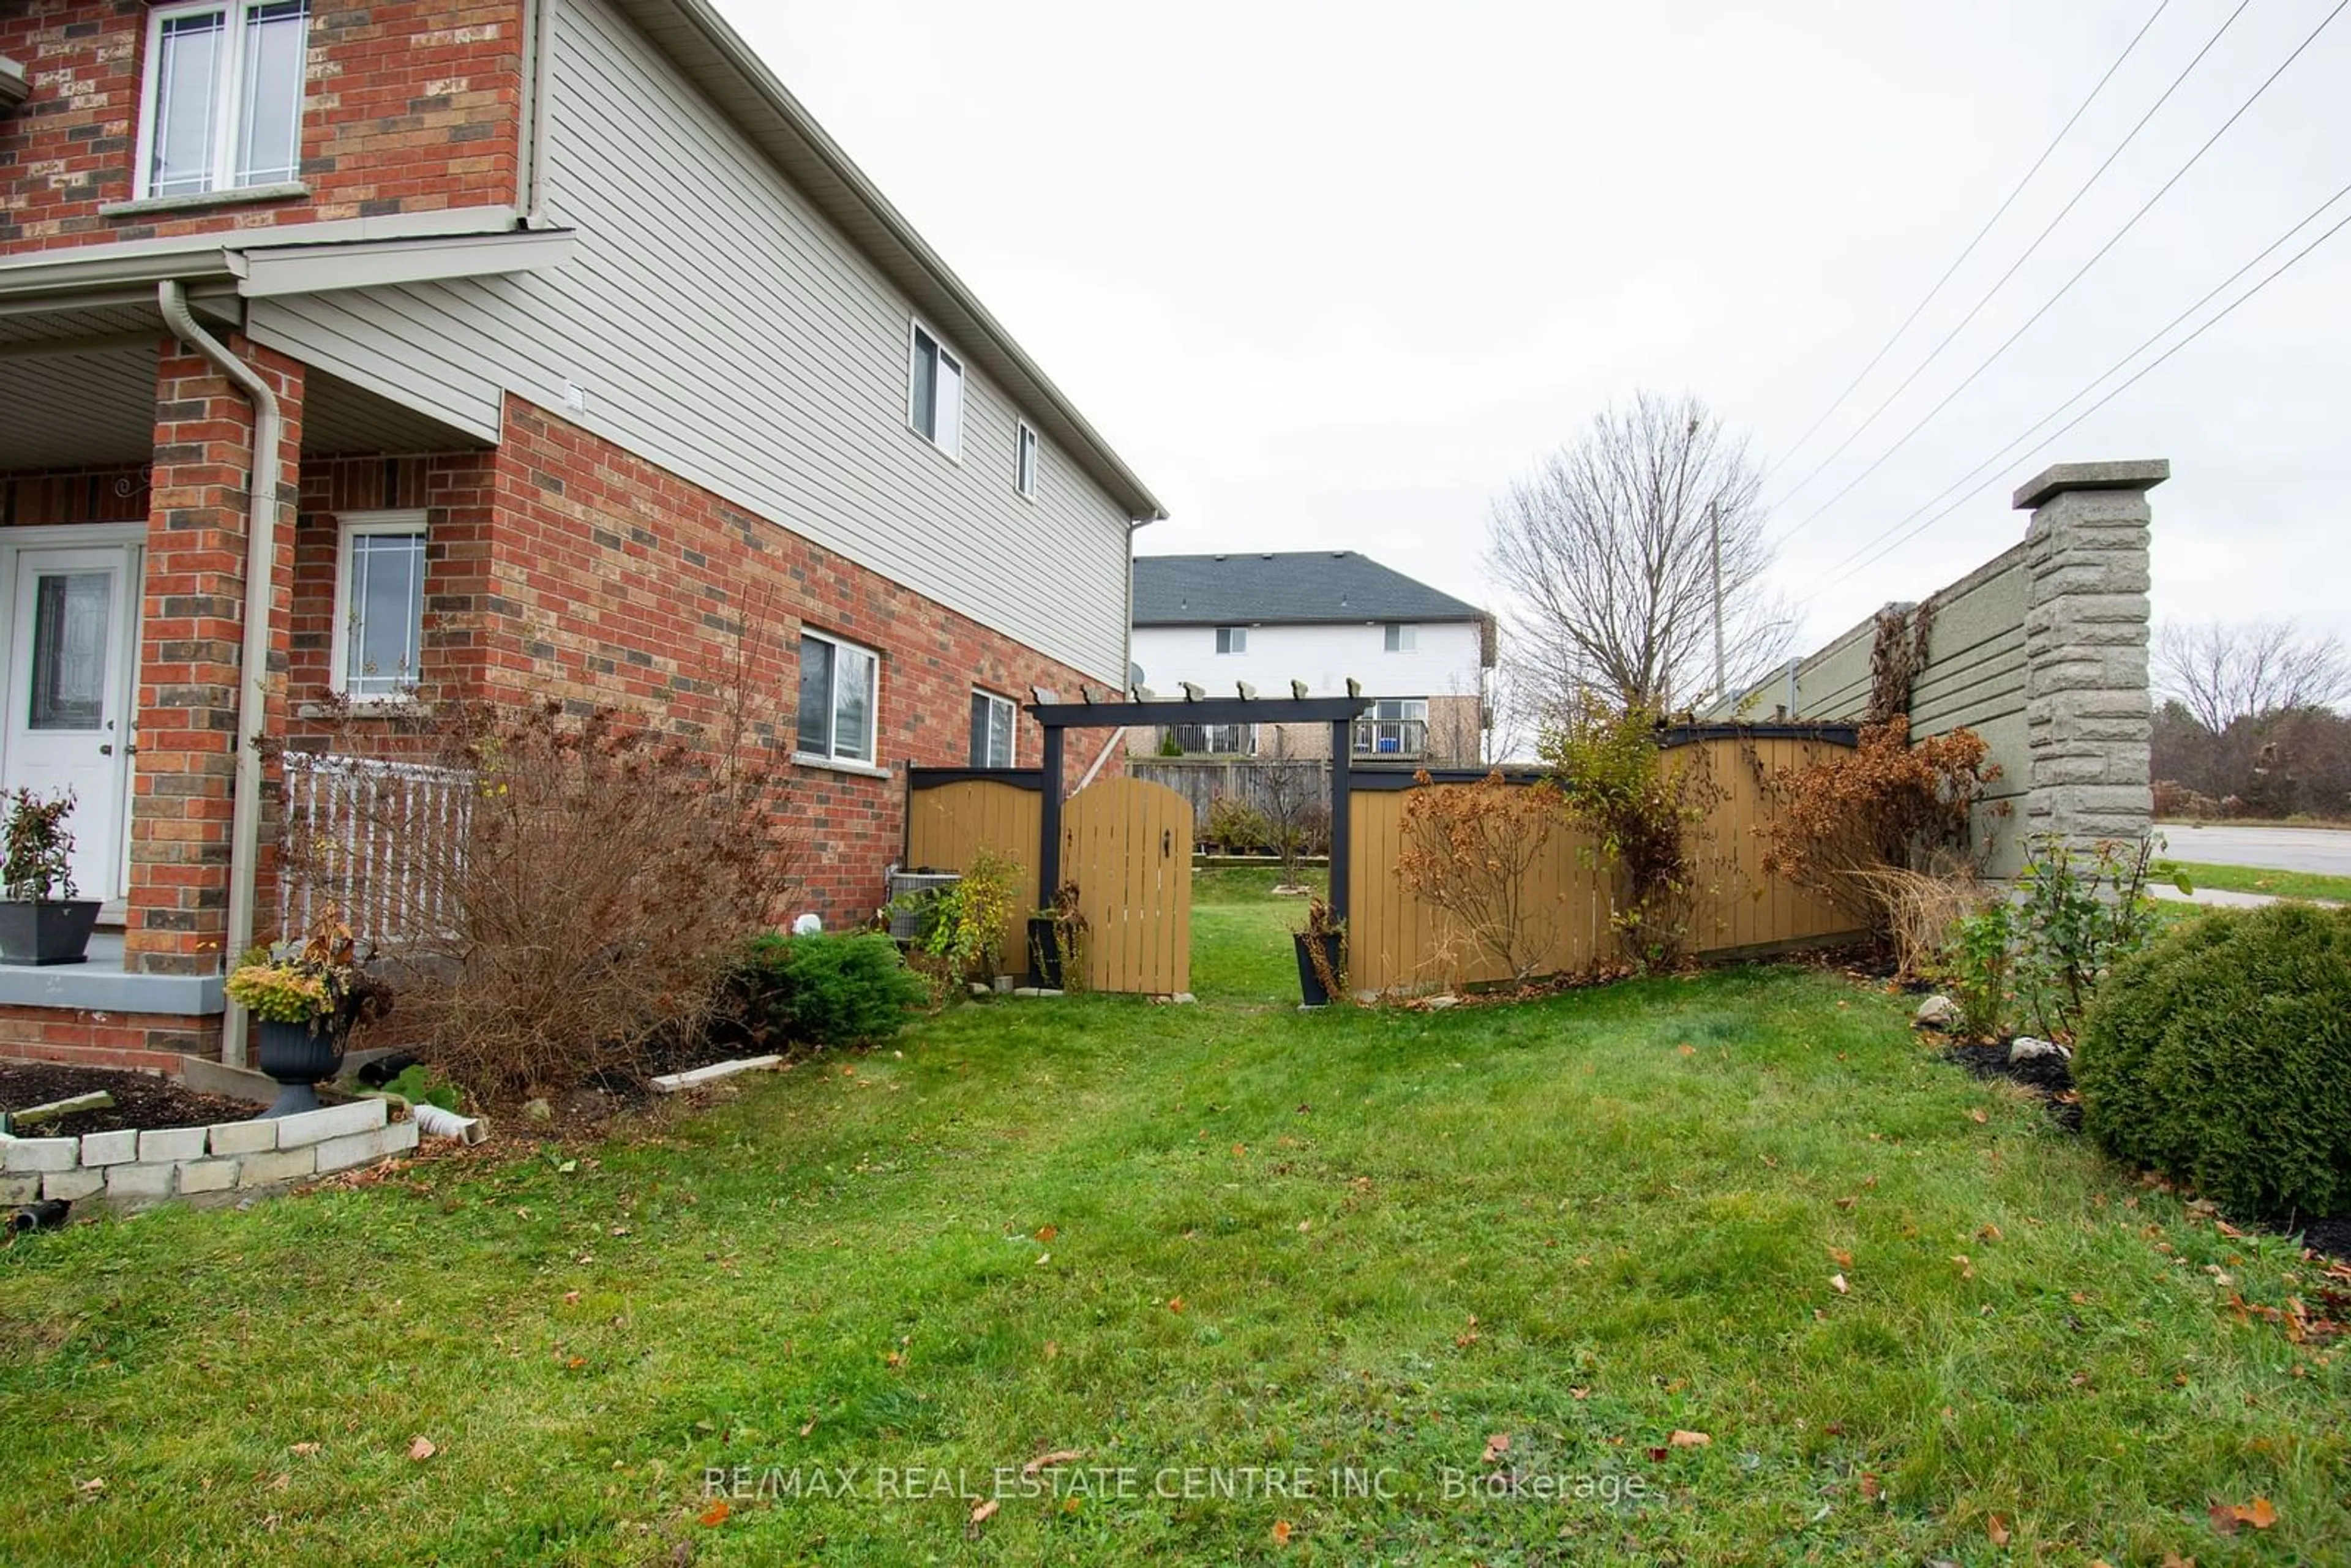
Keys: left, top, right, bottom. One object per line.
{"left": 135, "top": 1, "right": 312, "bottom": 203}
{"left": 1383, "top": 623, "right": 1419, "bottom": 653}
{"left": 796, "top": 628, "right": 883, "bottom": 768}
{"left": 906, "top": 319, "right": 965, "bottom": 460}
{"left": 970, "top": 688, "right": 1018, "bottom": 768}
{"left": 1014, "top": 421, "right": 1040, "bottom": 500}
{"left": 1215, "top": 626, "right": 1248, "bottom": 655}
{"left": 329, "top": 511, "right": 429, "bottom": 704}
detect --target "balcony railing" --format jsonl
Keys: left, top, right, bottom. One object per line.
{"left": 1161, "top": 723, "right": 1256, "bottom": 756}
{"left": 279, "top": 751, "right": 472, "bottom": 951}
{"left": 1351, "top": 718, "right": 1427, "bottom": 759}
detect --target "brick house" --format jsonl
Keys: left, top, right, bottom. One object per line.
{"left": 0, "top": 0, "right": 1163, "bottom": 1072}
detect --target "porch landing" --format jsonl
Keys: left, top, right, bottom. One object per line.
{"left": 0, "top": 933, "right": 223, "bottom": 1017}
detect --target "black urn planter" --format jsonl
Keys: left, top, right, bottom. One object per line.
{"left": 253, "top": 1018, "right": 347, "bottom": 1119}
{"left": 1294, "top": 932, "right": 1346, "bottom": 1007}
{"left": 0, "top": 898, "right": 102, "bottom": 966}
{"left": 1027, "top": 917, "right": 1066, "bottom": 989}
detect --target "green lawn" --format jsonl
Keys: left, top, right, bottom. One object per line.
{"left": 2159, "top": 858, "right": 2351, "bottom": 906}
{"left": 1, "top": 879, "right": 2344, "bottom": 1564}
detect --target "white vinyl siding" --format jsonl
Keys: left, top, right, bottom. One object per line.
{"left": 244, "top": 0, "right": 1136, "bottom": 683}
{"left": 140, "top": 1, "right": 309, "bottom": 200}
{"left": 331, "top": 513, "right": 427, "bottom": 700}
{"left": 796, "top": 630, "right": 880, "bottom": 766}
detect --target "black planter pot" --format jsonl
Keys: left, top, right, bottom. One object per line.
{"left": 1027, "top": 917, "right": 1065, "bottom": 989}
{"left": 1294, "top": 931, "right": 1346, "bottom": 1007}
{"left": 253, "top": 1018, "right": 347, "bottom": 1119}
{"left": 0, "top": 899, "right": 102, "bottom": 966}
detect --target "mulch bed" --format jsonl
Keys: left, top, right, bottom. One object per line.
{"left": 0, "top": 1062, "right": 261, "bottom": 1137}
{"left": 1933, "top": 1033, "right": 2347, "bottom": 1262}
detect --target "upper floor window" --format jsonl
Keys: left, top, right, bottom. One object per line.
{"left": 1014, "top": 422, "right": 1039, "bottom": 500}
{"left": 1383, "top": 623, "right": 1418, "bottom": 653}
{"left": 797, "top": 629, "right": 880, "bottom": 766}
{"left": 907, "top": 323, "right": 964, "bottom": 459}
{"left": 332, "top": 512, "right": 427, "bottom": 701}
{"left": 970, "top": 690, "right": 1016, "bottom": 767}
{"left": 140, "top": 1, "right": 310, "bottom": 201}
{"left": 1215, "top": 626, "right": 1248, "bottom": 655}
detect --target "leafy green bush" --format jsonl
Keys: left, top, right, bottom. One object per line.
{"left": 732, "top": 931, "right": 929, "bottom": 1048}
{"left": 2010, "top": 834, "right": 2164, "bottom": 1041}
{"left": 2075, "top": 903, "right": 2351, "bottom": 1223}
{"left": 1205, "top": 795, "right": 1272, "bottom": 854}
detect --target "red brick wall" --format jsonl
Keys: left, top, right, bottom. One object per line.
{"left": 0, "top": 1006, "right": 216, "bottom": 1076}
{"left": 0, "top": 0, "right": 525, "bottom": 252}
{"left": 129, "top": 339, "right": 302, "bottom": 975}
{"left": 437, "top": 396, "right": 1112, "bottom": 926}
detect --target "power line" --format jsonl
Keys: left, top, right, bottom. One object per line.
{"left": 1765, "top": 0, "right": 2254, "bottom": 525}
{"left": 1775, "top": 0, "right": 2349, "bottom": 543}
{"left": 1757, "top": 0, "right": 2175, "bottom": 491}
{"left": 1792, "top": 189, "right": 2351, "bottom": 611}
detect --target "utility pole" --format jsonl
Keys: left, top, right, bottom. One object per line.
{"left": 1708, "top": 500, "right": 1727, "bottom": 707}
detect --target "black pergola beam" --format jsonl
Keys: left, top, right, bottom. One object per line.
{"left": 1025, "top": 697, "right": 1371, "bottom": 730}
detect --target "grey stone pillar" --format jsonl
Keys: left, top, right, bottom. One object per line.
{"left": 2013, "top": 459, "right": 2165, "bottom": 850}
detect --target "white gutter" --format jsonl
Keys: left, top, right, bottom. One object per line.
{"left": 158, "top": 280, "right": 279, "bottom": 1068}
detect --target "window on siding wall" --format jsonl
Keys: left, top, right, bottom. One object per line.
{"left": 1014, "top": 422, "right": 1039, "bottom": 499}
{"left": 797, "top": 631, "right": 880, "bottom": 765}
{"left": 141, "top": 1, "right": 310, "bottom": 200}
{"left": 1215, "top": 626, "right": 1248, "bottom": 655}
{"left": 907, "top": 324, "right": 964, "bottom": 458}
{"left": 969, "top": 691, "right": 1016, "bottom": 767}
{"left": 332, "top": 514, "right": 427, "bottom": 701}
{"left": 1383, "top": 623, "right": 1418, "bottom": 653}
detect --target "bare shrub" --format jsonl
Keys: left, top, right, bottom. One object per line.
{"left": 1845, "top": 865, "right": 1990, "bottom": 981}
{"left": 1539, "top": 700, "right": 1727, "bottom": 969}
{"left": 1756, "top": 717, "right": 2001, "bottom": 942}
{"left": 278, "top": 697, "right": 799, "bottom": 1103}
{"left": 1395, "top": 771, "right": 1568, "bottom": 985}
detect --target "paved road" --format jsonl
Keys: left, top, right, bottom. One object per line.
{"left": 2155, "top": 822, "right": 2351, "bottom": 877}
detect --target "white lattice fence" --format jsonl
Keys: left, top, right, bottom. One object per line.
{"left": 279, "top": 752, "right": 471, "bottom": 951}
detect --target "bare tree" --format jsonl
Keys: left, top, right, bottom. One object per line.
{"left": 2153, "top": 619, "right": 2350, "bottom": 733}
{"left": 1486, "top": 391, "right": 1789, "bottom": 715}
{"left": 1245, "top": 727, "right": 1327, "bottom": 888}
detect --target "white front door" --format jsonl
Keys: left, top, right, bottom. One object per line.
{"left": 3, "top": 547, "right": 138, "bottom": 904}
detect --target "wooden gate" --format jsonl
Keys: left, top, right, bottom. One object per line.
{"left": 1062, "top": 776, "right": 1193, "bottom": 995}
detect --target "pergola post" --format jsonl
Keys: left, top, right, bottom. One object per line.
{"left": 1037, "top": 725, "right": 1067, "bottom": 910}
{"left": 1327, "top": 720, "right": 1352, "bottom": 928}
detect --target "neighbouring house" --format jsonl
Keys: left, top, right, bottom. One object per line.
{"left": 0, "top": 0, "right": 1162, "bottom": 1073}
{"left": 1130, "top": 552, "right": 1494, "bottom": 765}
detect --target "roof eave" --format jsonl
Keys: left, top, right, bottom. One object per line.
{"left": 615, "top": 0, "right": 1166, "bottom": 523}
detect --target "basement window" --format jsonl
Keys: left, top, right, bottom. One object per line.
{"left": 139, "top": 1, "right": 311, "bottom": 201}
{"left": 798, "top": 629, "right": 880, "bottom": 766}
{"left": 332, "top": 513, "right": 427, "bottom": 701}
{"left": 907, "top": 322, "right": 964, "bottom": 459}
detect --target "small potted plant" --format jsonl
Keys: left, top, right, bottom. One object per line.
{"left": 1294, "top": 896, "right": 1347, "bottom": 1007}
{"left": 0, "top": 788, "right": 102, "bottom": 966}
{"left": 1027, "top": 880, "right": 1088, "bottom": 990}
{"left": 226, "top": 909, "right": 394, "bottom": 1118}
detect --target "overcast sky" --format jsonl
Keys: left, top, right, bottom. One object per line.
{"left": 716, "top": 0, "right": 2350, "bottom": 667}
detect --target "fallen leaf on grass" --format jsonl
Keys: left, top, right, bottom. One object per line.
{"left": 966, "top": 1498, "right": 999, "bottom": 1534}
{"left": 1986, "top": 1512, "right": 2011, "bottom": 1546}
{"left": 2160, "top": 1553, "right": 2197, "bottom": 1567}
{"left": 1035, "top": 1224, "right": 1057, "bottom": 1243}
{"left": 1858, "top": 1473, "right": 1881, "bottom": 1501}
{"left": 1677, "top": 1044, "right": 1696, "bottom": 1057}
{"left": 1828, "top": 1247, "right": 1853, "bottom": 1269}
{"left": 289, "top": 1443, "right": 319, "bottom": 1458}
{"left": 1970, "top": 1109, "right": 1990, "bottom": 1125}
{"left": 1952, "top": 1255, "right": 1975, "bottom": 1280}
{"left": 1669, "top": 1430, "right": 1711, "bottom": 1448}
{"left": 1834, "top": 1196, "right": 1857, "bottom": 1210}
{"left": 1167, "top": 1296, "right": 1184, "bottom": 1314}
{"left": 1978, "top": 1223, "right": 2004, "bottom": 1242}
{"left": 1569, "top": 1387, "right": 1591, "bottom": 1400}
{"left": 407, "top": 1436, "right": 437, "bottom": 1463}
{"left": 1481, "top": 1433, "right": 1510, "bottom": 1464}
{"left": 1829, "top": 1273, "right": 1850, "bottom": 1294}
{"left": 1023, "top": 1450, "right": 1083, "bottom": 1477}
{"left": 798, "top": 1417, "right": 817, "bottom": 1437}
{"left": 76, "top": 1479, "right": 105, "bottom": 1495}
{"left": 1271, "top": 1520, "right": 1294, "bottom": 1545}
{"left": 2224, "top": 1496, "right": 2278, "bottom": 1530}
{"left": 697, "top": 1498, "right": 730, "bottom": 1528}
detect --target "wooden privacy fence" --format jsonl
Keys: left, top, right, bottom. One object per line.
{"left": 1344, "top": 731, "right": 1864, "bottom": 994}
{"left": 904, "top": 770, "right": 1193, "bottom": 995}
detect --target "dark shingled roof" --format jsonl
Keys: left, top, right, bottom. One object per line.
{"left": 1133, "top": 551, "right": 1484, "bottom": 626}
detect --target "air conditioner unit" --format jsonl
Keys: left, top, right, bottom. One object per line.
{"left": 885, "top": 867, "right": 962, "bottom": 939}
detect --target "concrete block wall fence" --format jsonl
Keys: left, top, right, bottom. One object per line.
{"left": 1753, "top": 459, "right": 2162, "bottom": 875}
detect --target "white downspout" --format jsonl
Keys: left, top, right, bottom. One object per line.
{"left": 159, "top": 280, "right": 280, "bottom": 1068}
